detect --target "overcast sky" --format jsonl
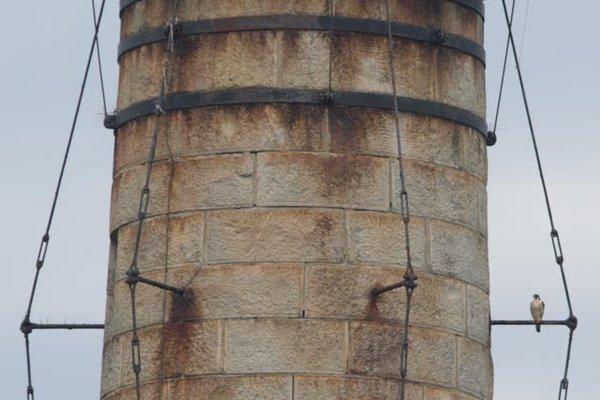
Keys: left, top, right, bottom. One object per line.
{"left": 1, "top": 1, "right": 598, "bottom": 399}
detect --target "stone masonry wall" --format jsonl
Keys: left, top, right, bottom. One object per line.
{"left": 101, "top": 1, "right": 492, "bottom": 399}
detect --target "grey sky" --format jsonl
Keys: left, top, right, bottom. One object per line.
{"left": 1, "top": 1, "right": 598, "bottom": 399}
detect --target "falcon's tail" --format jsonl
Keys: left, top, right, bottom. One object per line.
{"left": 536, "top": 324, "right": 541, "bottom": 333}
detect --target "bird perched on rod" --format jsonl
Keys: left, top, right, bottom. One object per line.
{"left": 530, "top": 294, "right": 545, "bottom": 332}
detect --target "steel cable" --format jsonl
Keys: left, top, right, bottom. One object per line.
{"left": 382, "top": 1, "right": 418, "bottom": 399}
{"left": 491, "top": 0, "right": 517, "bottom": 137}
{"left": 126, "top": 1, "right": 181, "bottom": 398}
{"left": 20, "top": 1, "right": 107, "bottom": 398}
{"left": 92, "top": 0, "right": 108, "bottom": 117}
{"left": 499, "top": 1, "right": 576, "bottom": 398}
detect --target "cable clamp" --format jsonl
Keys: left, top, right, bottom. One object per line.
{"left": 20, "top": 318, "right": 33, "bottom": 335}
{"left": 430, "top": 29, "right": 446, "bottom": 45}
{"left": 318, "top": 91, "right": 334, "bottom": 105}
{"left": 104, "top": 113, "right": 118, "bottom": 130}
{"left": 486, "top": 131, "right": 497, "bottom": 146}
{"left": 566, "top": 315, "right": 578, "bottom": 330}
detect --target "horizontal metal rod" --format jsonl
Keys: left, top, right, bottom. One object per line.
{"left": 30, "top": 323, "right": 104, "bottom": 330}
{"left": 491, "top": 319, "right": 567, "bottom": 326}
{"left": 136, "top": 275, "right": 185, "bottom": 296}
{"left": 491, "top": 316, "right": 577, "bottom": 330}
{"left": 20, "top": 320, "right": 104, "bottom": 334}
{"left": 107, "top": 88, "right": 488, "bottom": 138}
{"left": 371, "top": 280, "right": 409, "bottom": 297}
{"left": 118, "top": 15, "right": 485, "bottom": 65}
{"left": 371, "top": 278, "right": 417, "bottom": 298}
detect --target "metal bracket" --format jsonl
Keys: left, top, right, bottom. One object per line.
{"left": 491, "top": 315, "right": 578, "bottom": 331}
{"left": 109, "top": 88, "right": 488, "bottom": 139}
{"left": 371, "top": 277, "right": 418, "bottom": 298}
{"left": 20, "top": 319, "right": 104, "bottom": 335}
{"left": 117, "top": 15, "right": 485, "bottom": 65}
{"left": 126, "top": 269, "right": 185, "bottom": 296}
{"left": 486, "top": 131, "right": 497, "bottom": 146}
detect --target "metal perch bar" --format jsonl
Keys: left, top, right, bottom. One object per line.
{"left": 491, "top": 316, "right": 577, "bottom": 330}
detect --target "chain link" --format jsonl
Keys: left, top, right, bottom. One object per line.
{"left": 382, "top": 1, "right": 417, "bottom": 398}
{"left": 20, "top": 1, "right": 108, "bottom": 398}
{"left": 126, "top": 2, "right": 181, "bottom": 398}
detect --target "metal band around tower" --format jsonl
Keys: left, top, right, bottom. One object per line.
{"left": 118, "top": 15, "right": 485, "bottom": 64}
{"left": 119, "top": 0, "right": 485, "bottom": 20}
{"left": 108, "top": 88, "right": 488, "bottom": 138}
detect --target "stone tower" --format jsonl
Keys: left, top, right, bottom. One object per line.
{"left": 101, "top": 1, "right": 492, "bottom": 399}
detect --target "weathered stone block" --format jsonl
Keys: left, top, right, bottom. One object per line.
{"left": 114, "top": 117, "right": 170, "bottom": 173}
{"left": 440, "top": 1, "right": 483, "bottom": 44}
{"left": 332, "top": 33, "right": 389, "bottom": 95}
{"left": 111, "top": 163, "right": 170, "bottom": 231}
{"left": 457, "top": 337, "right": 493, "bottom": 398}
{"left": 171, "top": 31, "right": 327, "bottom": 94}
{"left": 117, "top": 43, "right": 163, "bottom": 109}
{"left": 257, "top": 152, "right": 389, "bottom": 210}
{"left": 101, "top": 336, "right": 122, "bottom": 396}
{"left": 171, "top": 105, "right": 326, "bottom": 156}
{"left": 349, "top": 322, "right": 456, "bottom": 386}
{"left": 205, "top": 209, "right": 344, "bottom": 263}
{"left": 103, "top": 382, "right": 166, "bottom": 400}
{"left": 461, "top": 127, "right": 487, "bottom": 183}
{"left": 401, "top": 116, "right": 464, "bottom": 172}
{"left": 408, "top": 327, "right": 457, "bottom": 386}
{"left": 424, "top": 387, "right": 479, "bottom": 400}
{"left": 305, "top": 265, "right": 406, "bottom": 320}
{"left": 294, "top": 376, "right": 422, "bottom": 400}
{"left": 411, "top": 275, "right": 466, "bottom": 334}
{"left": 346, "top": 211, "right": 426, "bottom": 267}
{"left": 429, "top": 219, "right": 488, "bottom": 290}
{"left": 477, "top": 182, "right": 488, "bottom": 235}
{"left": 437, "top": 48, "right": 486, "bottom": 117}
{"left": 348, "top": 321, "right": 402, "bottom": 378}
{"left": 167, "top": 212, "right": 204, "bottom": 266}
{"left": 276, "top": 30, "right": 329, "bottom": 89}
{"left": 392, "top": 160, "right": 481, "bottom": 231}
{"left": 179, "top": 0, "right": 327, "bottom": 22}
{"left": 467, "top": 285, "right": 490, "bottom": 344}
{"left": 171, "top": 154, "right": 254, "bottom": 211}
{"left": 163, "top": 320, "right": 222, "bottom": 377}
{"left": 116, "top": 216, "right": 167, "bottom": 277}
{"left": 224, "top": 319, "right": 346, "bottom": 374}
{"left": 168, "top": 375, "right": 293, "bottom": 400}
{"left": 329, "top": 106, "right": 397, "bottom": 157}
{"left": 166, "top": 264, "right": 303, "bottom": 320}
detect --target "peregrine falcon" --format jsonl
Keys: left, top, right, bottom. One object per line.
{"left": 530, "top": 294, "right": 545, "bottom": 332}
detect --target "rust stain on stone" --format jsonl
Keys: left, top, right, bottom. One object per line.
{"left": 329, "top": 105, "right": 370, "bottom": 153}
{"left": 164, "top": 290, "right": 197, "bottom": 376}
{"left": 168, "top": 290, "right": 197, "bottom": 323}
{"left": 320, "top": 154, "right": 366, "bottom": 198}
{"left": 366, "top": 282, "right": 383, "bottom": 320}
{"left": 315, "top": 213, "right": 334, "bottom": 234}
